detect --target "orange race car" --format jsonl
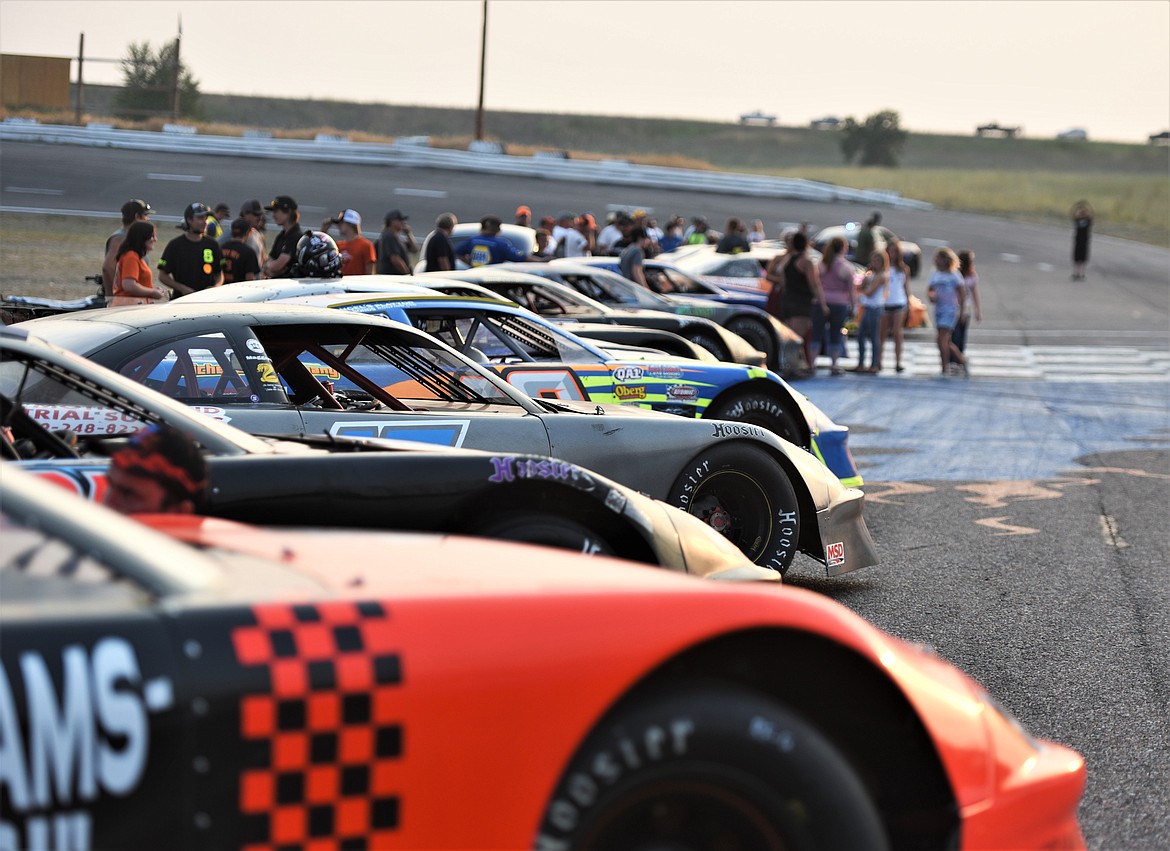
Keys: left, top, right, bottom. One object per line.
{"left": 1, "top": 467, "right": 1085, "bottom": 850}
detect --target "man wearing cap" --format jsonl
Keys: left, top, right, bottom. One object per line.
{"left": 261, "top": 196, "right": 303, "bottom": 278}
{"left": 101, "top": 199, "right": 154, "bottom": 299}
{"left": 237, "top": 199, "right": 268, "bottom": 259}
{"left": 205, "top": 202, "right": 232, "bottom": 242}
{"left": 321, "top": 209, "right": 375, "bottom": 276}
{"left": 515, "top": 205, "right": 532, "bottom": 227}
{"left": 220, "top": 219, "right": 261, "bottom": 284}
{"left": 376, "top": 209, "right": 413, "bottom": 275}
{"left": 158, "top": 203, "right": 224, "bottom": 296}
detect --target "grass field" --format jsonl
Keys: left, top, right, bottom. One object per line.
{"left": 3, "top": 87, "right": 1167, "bottom": 298}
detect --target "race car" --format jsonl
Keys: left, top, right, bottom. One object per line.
{"left": 0, "top": 465, "right": 1087, "bottom": 850}
{"left": 270, "top": 286, "right": 862, "bottom": 486}
{"left": 16, "top": 305, "right": 877, "bottom": 575}
{"left": 0, "top": 325, "right": 768, "bottom": 579}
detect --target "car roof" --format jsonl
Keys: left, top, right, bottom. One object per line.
{"left": 180, "top": 276, "right": 439, "bottom": 304}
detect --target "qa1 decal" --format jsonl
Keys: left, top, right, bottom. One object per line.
{"left": 0, "top": 638, "right": 173, "bottom": 851}
{"left": 329, "top": 418, "right": 471, "bottom": 448}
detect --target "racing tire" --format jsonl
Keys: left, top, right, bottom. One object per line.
{"left": 727, "top": 316, "right": 777, "bottom": 365}
{"left": 683, "top": 331, "right": 732, "bottom": 363}
{"left": 469, "top": 513, "right": 617, "bottom": 557}
{"left": 666, "top": 443, "right": 800, "bottom": 573}
{"left": 535, "top": 684, "right": 889, "bottom": 851}
{"left": 706, "top": 392, "right": 803, "bottom": 446}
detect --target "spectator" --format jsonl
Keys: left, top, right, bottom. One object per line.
{"left": 515, "top": 205, "right": 532, "bottom": 227}
{"left": 880, "top": 240, "right": 913, "bottom": 373}
{"left": 552, "top": 212, "right": 589, "bottom": 258}
{"left": 853, "top": 211, "right": 882, "bottom": 267}
{"left": 747, "top": 219, "right": 766, "bottom": 244}
{"left": 104, "top": 424, "right": 208, "bottom": 515}
{"left": 421, "top": 212, "right": 458, "bottom": 272}
{"left": 619, "top": 227, "right": 652, "bottom": 287}
{"left": 765, "top": 231, "right": 827, "bottom": 377}
{"left": 927, "top": 248, "right": 969, "bottom": 377}
{"left": 321, "top": 209, "right": 375, "bottom": 275}
{"left": 220, "top": 218, "right": 261, "bottom": 284}
{"left": 849, "top": 250, "right": 888, "bottom": 374}
{"left": 577, "top": 213, "right": 598, "bottom": 255}
{"left": 596, "top": 212, "right": 629, "bottom": 255}
{"left": 455, "top": 215, "right": 531, "bottom": 266}
{"left": 952, "top": 250, "right": 982, "bottom": 370}
{"left": 260, "top": 195, "right": 303, "bottom": 278}
{"left": 157, "top": 203, "right": 224, "bottom": 296}
{"left": 1070, "top": 200, "right": 1093, "bottom": 280}
{"left": 716, "top": 217, "right": 751, "bottom": 254}
{"left": 205, "top": 202, "right": 232, "bottom": 242}
{"left": 111, "top": 221, "right": 166, "bottom": 306}
{"left": 238, "top": 199, "right": 267, "bottom": 262}
{"left": 101, "top": 199, "right": 153, "bottom": 299}
{"left": 533, "top": 229, "right": 555, "bottom": 260}
{"left": 659, "top": 220, "right": 684, "bottom": 254}
{"left": 376, "top": 209, "right": 413, "bottom": 274}
{"left": 685, "top": 216, "right": 713, "bottom": 245}
{"left": 816, "top": 236, "right": 856, "bottom": 375}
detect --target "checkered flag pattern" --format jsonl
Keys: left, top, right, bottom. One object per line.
{"left": 231, "top": 601, "right": 403, "bottom": 850}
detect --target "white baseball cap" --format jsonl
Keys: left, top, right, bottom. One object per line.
{"left": 333, "top": 209, "right": 362, "bottom": 227}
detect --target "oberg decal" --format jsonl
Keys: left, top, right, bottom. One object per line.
{"left": 614, "top": 385, "right": 647, "bottom": 401}
{"left": 0, "top": 638, "right": 173, "bottom": 850}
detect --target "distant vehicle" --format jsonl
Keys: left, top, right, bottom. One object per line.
{"left": 1149, "top": 130, "right": 1170, "bottom": 145}
{"left": 809, "top": 116, "right": 841, "bottom": 130}
{"left": 812, "top": 222, "right": 923, "bottom": 279}
{"left": 1056, "top": 127, "right": 1088, "bottom": 141}
{"left": 739, "top": 110, "right": 777, "bottom": 126}
{"left": 975, "top": 122, "right": 1021, "bottom": 138}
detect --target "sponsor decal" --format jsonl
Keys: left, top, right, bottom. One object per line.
{"left": 488, "top": 456, "right": 596, "bottom": 491}
{"left": 331, "top": 418, "right": 470, "bottom": 448}
{"left": 614, "top": 385, "right": 646, "bottom": 401}
{"left": 763, "top": 510, "right": 799, "bottom": 572}
{"left": 0, "top": 639, "right": 173, "bottom": 849}
{"left": 665, "top": 384, "right": 698, "bottom": 402}
{"left": 644, "top": 365, "right": 683, "bottom": 380}
{"left": 611, "top": 366, "right": 644, "bottom": 382}
{"left": 245, "top": 339, "right": 264, "bottom": 354}
{"left": 825, "top": 541, "right": 846, "bottom": 568}
{"left": 711, "top": 421, "right": 766, "bottom": 439}
{"left": 22, "top": 406, "right": 149, "bottom": 437}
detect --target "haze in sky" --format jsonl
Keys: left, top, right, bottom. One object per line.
{"left": 1, "top": 0, "right": 1167, "bottom": 144}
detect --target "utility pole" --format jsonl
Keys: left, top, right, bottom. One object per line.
{"left": 75, "top": 32, "right": 85, "bottom": 124}
{"left": 474, "top": 0, "right": 487, "bottom": 141}
{"left": 170, "top": 16, "right": 182, "bottom": 120}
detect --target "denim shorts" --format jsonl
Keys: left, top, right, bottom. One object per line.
{"left": 935, "top": 305, "right": 958, "bottom": 330}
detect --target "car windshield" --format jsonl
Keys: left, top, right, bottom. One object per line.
{"left": 643, "top": 265, "right": 716, "bottom": 295}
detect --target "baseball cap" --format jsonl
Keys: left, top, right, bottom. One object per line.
{"left": 213, "top": 202, "right": 231, "bottom": 216}
{"left": 240, "top": 199, "right": 264, "bottom": 216}
{"left": 333, "top": 209, "right": 362, "bottom": 227}
{"left": 516, "top": 205, "right": 532, "bottom": 217}
{"left": 121, "top": 199, "right": 153, "bottom": 218}
{"left": 579, "top": 213, "right": 597, "bottom": 228}
{"left": 265, "top": 195, "right": 298, "bottom": 212}
{"left": 384, "top": 209, "right": 408, "bottom": 224}
{"left": 183, "top": 202, "right": 212, "bottom": 220}
{"left": 230, "top": 217, "right": 249, "bottom": 237}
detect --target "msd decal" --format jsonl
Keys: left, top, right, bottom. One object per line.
{"left": 0, "top": 638, "right": 173, "bottom": 850}
{"left": 825, "top": 542, "right": 846, "bottom": 568}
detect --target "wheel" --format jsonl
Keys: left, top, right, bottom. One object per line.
{"left": 727, "top": 316, "right": 777, "bottom": 365}
{"left": 536, "top": 684, "right": 889, "bottom": 851}
{"left": 667, "top": 444, "right": 800, "bottom": 573}
{"left": 469, "top": 512, "right": 617, "bottom": 557}
{"left": 706, "top": 392, "right": 803, "bottom": 446}
{"left": 684, "top": 331, "right": 731, "bottom": 362}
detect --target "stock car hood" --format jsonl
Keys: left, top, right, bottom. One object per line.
{"left": 133, "top": 512, "right": 1085, "bottom": 846}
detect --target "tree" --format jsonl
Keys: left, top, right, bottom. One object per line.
{"left": 114, "top": 40, "right": 203, "bottom": 120}
{"left": 839, "top": 110, "right": 908, "bottom": 167}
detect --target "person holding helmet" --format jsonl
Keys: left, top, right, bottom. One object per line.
{"left": 291, "top": 230, "right": 343, "bottom": 279}
{"left": 157, "top": 202, "right": 224, "bottom": 297}
{"left": 320, "top": 209, "right": 375, "bottom": 275}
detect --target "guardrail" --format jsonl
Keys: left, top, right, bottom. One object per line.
{"left": 0, "top": 118, "right": 933, "bottom": 210}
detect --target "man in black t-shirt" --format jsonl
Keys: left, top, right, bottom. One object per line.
{"left": 221, "top": 218, "right": 261, "bottom": 284}
{"left": 158, "top": 202, "right": 224, "bottom": 296}
{"left": 376, "top": 209, "right": 412, "bottom": 275}
{"left": 262, "top": 195, "right": 303, "bottom": 278}
{"left": 422, "top": 212, "right": 458, "bottom": 272}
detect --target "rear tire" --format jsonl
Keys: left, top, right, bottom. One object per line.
{"left": 727, "top": 316, "right": 777, "bottom": 365}
{"left": 536, "top": 684, "right": 889, "bottom": 851}
{"left": 469, "top": 512, "right": 617, "bottom": 557}
{"left": 667, "top": 443, "right": 800, "bottom": 573}
{"left": 684, "top": 331, "right": 732, "bottom": 363}
{"left": 706, "top": 392, "right": 803, "bottom": 446}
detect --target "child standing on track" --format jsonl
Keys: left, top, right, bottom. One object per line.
{"left": 927, "top": 248, "right": 968, "bottom": 377}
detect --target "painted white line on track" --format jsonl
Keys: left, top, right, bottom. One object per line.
{"left": 999, "top": 253, "right": 1021, "bottom": 262}
{"left": 394, "top": 188, "right": 448, "bottom": 198}
{"left": 4, "top": 187, "right": 65, "bottom": 195}
{"left": 147, "top": 173, "right": 204, "bottom": 182}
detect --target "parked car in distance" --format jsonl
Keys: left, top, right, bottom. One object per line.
{"left": 810, "top": 115, "right": 841, "bottom": 130}
{"left": 1056, "top": 127, "right": 1088, "bottom": 141}
{"left": 740, "top": 110, "right": 777, "bottom": 126}
{"left": 0, "top": 464, "right": 1087, "bottom": 851}
{"left": 812, "top": 221, "right": 923, "bottom": 278}
{"left": 975, "top": 122, "right": 1021, "bottom": 138}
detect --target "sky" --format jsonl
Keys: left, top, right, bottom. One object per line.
{"left": 1, "top": 1, "right": 1168, "bottom": 144}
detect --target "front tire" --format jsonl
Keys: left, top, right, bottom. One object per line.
{"left": 706, "top": 392, "right": 803, "bottom": 446}
{"left": 683, "top": 331, "right": 732, "bottom": 363}
{"left": 535, "top": 684, "right": 889, "bottom": 851}
{"left": 468, "top": 512, "right": 617, "bottom": 557}
{"left": 667, "top": 444, "right": 800, "bottom": 572}
{"left": 727, "top": 316, "right": 777, "bottom": 365}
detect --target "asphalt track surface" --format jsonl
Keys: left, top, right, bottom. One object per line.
{"left": 3, "top": 142, "right": 1169, "bottom": 848}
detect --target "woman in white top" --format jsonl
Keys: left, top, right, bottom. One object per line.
{"left": 849, "top": 249, "right": 888, "bottom": 373}
{"left": 880, "top": 241, "right": 913, "bottom": 373}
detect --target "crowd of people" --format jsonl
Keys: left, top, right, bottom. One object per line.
{"left": 100, "top": 196, "right": 995, "bottom": 378}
